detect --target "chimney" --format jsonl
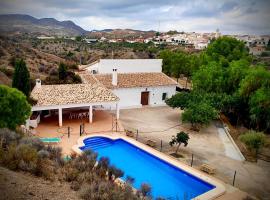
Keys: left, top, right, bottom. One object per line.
{"left": 112, "top": 68, "right": 117, "bottom": 86}
{"left": 36, "top": 79, "right": 41, "bottom": 88}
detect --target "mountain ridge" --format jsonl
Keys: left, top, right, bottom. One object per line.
{"left": 0, "top": 14, "right": 87, "bottom": 36}
{"left": 0, "top": 14, "right": 157, "bottom": 37}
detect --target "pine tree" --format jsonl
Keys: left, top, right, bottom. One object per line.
{"left": 12, "top": 59, "right": 31, "bottom": 97}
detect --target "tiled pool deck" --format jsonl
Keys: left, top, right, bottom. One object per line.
{"left": 34, "top": 110, "right": 124, "bottom": 155}
{"left": 72, "top": 133, "right": 226, "bottom": 200}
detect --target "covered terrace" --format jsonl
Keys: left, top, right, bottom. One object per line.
{"left": 26, "top": 80, "right": 121, "bottom": 154}
{"left": 28, "top": 80, "right": 120, "bottom": 128}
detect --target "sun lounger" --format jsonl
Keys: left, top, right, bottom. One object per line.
{"left": 200, "top": 164, "right": 216, "bottom": 174}
{"left": 40, "top": 137, "right": 61, "bottom": 143}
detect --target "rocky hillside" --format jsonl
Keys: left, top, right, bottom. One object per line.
{"left": 88, "top": 28, "right": 156, "bottom": 39}
{"left": 0, "top": 14, "right": 86, "bottom": 36}
{"left": 0, "top": 166, "right": 80, "bottom": 200}
{"left": 0, "top": 34, "right": 157, "bottom": 85}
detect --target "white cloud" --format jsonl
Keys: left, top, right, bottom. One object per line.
{"left": 74, "top": 16, "right": 142, "bottom": 30}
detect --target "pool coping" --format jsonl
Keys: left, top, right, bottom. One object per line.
{"left": 72, "top": 133, "right": 226, "bottom": 200}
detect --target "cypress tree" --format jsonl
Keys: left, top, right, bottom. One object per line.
{"left": 12, "top": 59, "right": 31, "bottom": 97}
{"left": 58, "top": 62, "right": 67, "bottom": 80}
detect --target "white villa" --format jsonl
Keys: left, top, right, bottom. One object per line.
{"left": 28, "top": 59, "right": 177, "bottom": 128}
{"left": 79, "top": 59, "right": 178, "bottom": 109}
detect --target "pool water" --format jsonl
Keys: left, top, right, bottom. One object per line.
{"left": 80, "top": 137, "right": 215, "bottom": 199}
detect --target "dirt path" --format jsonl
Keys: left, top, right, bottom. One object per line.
{"left": 0, "top": 167, "right": 80, "bottom": 200}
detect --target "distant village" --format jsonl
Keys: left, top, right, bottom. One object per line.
{"left": 37, "top": 29, "right": 270, "bottom": 56}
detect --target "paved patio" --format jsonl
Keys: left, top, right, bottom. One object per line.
{"left": 34, "top": 110, "right": 124, "bottom": 155}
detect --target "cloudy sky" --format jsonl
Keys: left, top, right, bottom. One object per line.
{"left": 0, "top": 0, "right": 269, "bottom": 34}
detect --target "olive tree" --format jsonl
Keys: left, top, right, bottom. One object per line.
{"left": 182, "top": 101, "right": 218, "bottom": 131}
{"left": 169, "top": 131, "right": 190, "bottom": 154}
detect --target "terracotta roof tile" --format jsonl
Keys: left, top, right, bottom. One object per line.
{"left": 79, "top": 71, "right": 99, "bottom": 84}
{"left": 93, "top": 72, "right": 178, "bottom": 89}
{"left": 31, "top": 84, "right": 119, "bottom": 107}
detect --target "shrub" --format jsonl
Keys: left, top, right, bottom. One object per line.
{"left": 38, "top": 65, "right": 45, "bottom": 72}
{"left": 1, "top": 142, "right": 38, "bottom": 172}
{"left": 96, "top": 157, "right": 110, "bottom": 178}
{"left": 126, "top": 175, "right": 135, "bottom": 185}
{"left": 0, "top": 128, "right": 20, "bottom": 147}
{"left": 20, "top": 137, "right": 44, "bottom": 151}
{"left": 49, "top": 68, "right": 58, "bottom": 76}
{"left": 18, "top": 159, "right": 37, "bottom": 172}
{"left": 36, "top": 158, "right": 55, "bottom": 180}
{"left": 72, "top": 151, "right": 97, "bottom": 172}
{"left": 80, "top": 181, "right": 112, "bottom": 200}
{"left": 68, "top": 64, "right": 78, "bottom": 70}
{"left": 97, "top": 157, "right": 110, "bottom": 169}
{"left": 37, "top": 149, "right": 50, "bottom": 159}
{"left": 8, "top": 56, "right": 17, "bottom": 67}
{"left": 240, "top": 131, "right": 266, "bottom": 157}
{"left": 77, "top": 171, "right": 100, "bottom": 184}
{"left": 46, "top": 146, "right": 62, "bottom": 159}
{"left": 62, "top": 166, "right": 79, "bottom": 182}
{"left": 138, "top": 183, "right": 152, "bottom": 198}
{"left": 108, "top": 165, "right": 124, "bottom": 180}
{"left": 72, "top": 74, "right": 82, "bottom": 83}
{"left": 16, "top": 144, "right": 38, "bottom": 167}
{"left": 70, "top": 181, "right": 81, "bottom": 191}
{"left": 0, "top": 143, "right": 19, "bottom": 170}
{"left": 0, "top": 66, "right": 14, "bottom": 77}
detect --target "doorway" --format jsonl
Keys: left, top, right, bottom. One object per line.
{"left": 141, "top": 91, "right": 149, "bottom": 105}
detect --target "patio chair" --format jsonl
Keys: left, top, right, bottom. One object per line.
{"left": 78, "top": 113, "right": 83, "bottom": 119}
{"left": 69, "top": 113, "right": 73, "bottom": 119}
{"left": 82, "top": 112, "right": 87, "bottom": 118}
{"left": 69, "top": 113, "right": 76, "bottom": 119}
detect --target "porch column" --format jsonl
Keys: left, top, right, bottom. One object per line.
{"left": 59, "top": 108, "right": 62, "bottom": 127}
{"left": 89, "top": 105, "right": 93, "bottom": 123}
{"left": 116, "top": 103, "right": 120, "bottom": 119}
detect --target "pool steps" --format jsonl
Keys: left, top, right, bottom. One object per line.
{"left": 80, "top": 137, "right": 113, "bottom": 150}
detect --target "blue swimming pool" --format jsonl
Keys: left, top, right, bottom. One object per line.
{"left": 80, "top": 136, "right": 215, "bottom": 199}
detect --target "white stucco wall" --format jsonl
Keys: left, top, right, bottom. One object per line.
{"left": 107, "top": 85, "right": 176, "bottom": 109}
{"left": 86, "top": 59, "right": 162, "bottom": 74}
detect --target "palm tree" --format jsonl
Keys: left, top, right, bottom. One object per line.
{"left": 169, "top": 131, "right": 190, "bottom": 154}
